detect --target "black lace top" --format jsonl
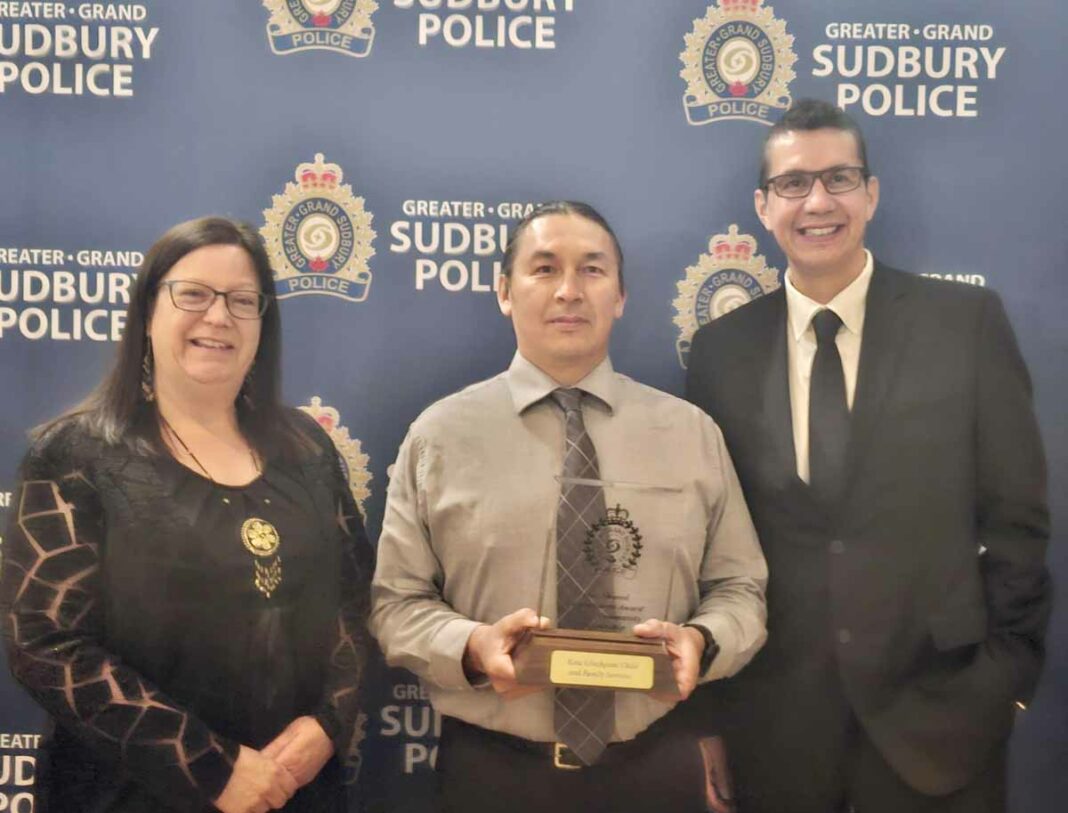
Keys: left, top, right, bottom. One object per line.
{"left": 0, "top": 414, "right": 374, "bottom": 812}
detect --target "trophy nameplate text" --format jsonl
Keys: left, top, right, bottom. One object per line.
{"left": 513, "top": 627, "right": 676, "bottom": 693}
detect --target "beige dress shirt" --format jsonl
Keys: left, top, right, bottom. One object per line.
{"left": 370, "top": 353, "right": 768, "bottom": 743}
{"left": 784, "top": 250, "right": 874, "bottom": 483}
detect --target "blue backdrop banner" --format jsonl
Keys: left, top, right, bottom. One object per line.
{"left": 2, "top": 2, "right": 1065, "bottom": 810}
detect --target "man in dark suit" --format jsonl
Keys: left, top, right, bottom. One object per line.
{"left": 685, "top": 99, "right": 1051, "bottom": 812}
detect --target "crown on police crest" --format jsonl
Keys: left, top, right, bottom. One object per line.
{"left": 606, "top": 504, "right": 630, "bottom": 522}
{"left": 721, "top": 0, "right": 762, "bottom": 15}
{"left": 298, "top": 396, "right": 374, "bottom": 515}
{"left": 296, "top": 153, "right": 342, "bottom": 191}
{"left": 709, "top": 224, "right": 757, "bottom": 261}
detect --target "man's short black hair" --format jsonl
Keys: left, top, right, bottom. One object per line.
{"left": 759, "top": 99, "right": 870, "bottom": 188}
{"left": 501, "top": 200, "right": 625, "bottom": 295}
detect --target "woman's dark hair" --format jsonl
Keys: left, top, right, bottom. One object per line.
{"left": 501, "top": 200, "right": 625, "bottom": 294}
{"left": 39, "top": 216, "right": 314, "bottom": 462}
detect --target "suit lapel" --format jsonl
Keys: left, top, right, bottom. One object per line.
{"left": 843, "top": 264, "right": 914, "bottom": 495}
{"left": 744, "top": 264, "right": 915, "bottom": 522}
{"left": 751, "top": 290, "right": 803, "bottom": 488}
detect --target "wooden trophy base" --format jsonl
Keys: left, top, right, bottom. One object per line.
{"left": 512, "top": 628, "right": 677, "bottom": 695}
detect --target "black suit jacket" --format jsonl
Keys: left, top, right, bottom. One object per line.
{"left": 685, "top": 262, "right": 1050, "bottom": 796}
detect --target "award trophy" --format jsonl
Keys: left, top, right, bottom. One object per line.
{"left": 512, "top": 477, "right": 683, "bottom": 696}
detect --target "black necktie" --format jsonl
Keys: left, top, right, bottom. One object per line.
{"left": 809, "top": 309, "right": 850, "bottom": 505}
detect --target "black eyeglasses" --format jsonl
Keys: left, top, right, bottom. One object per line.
{"left": 159, "top": 280, "right": 270, "bottom": 319}
{"left": 764, "top": 166, "right": 869, "bottom": 199}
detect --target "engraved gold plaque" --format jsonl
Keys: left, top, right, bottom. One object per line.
{"left": 549, "top": 649, "right": 655, "bottom": 690}
{"left": 513, "top": 628, "right": 677, "bottom": 695}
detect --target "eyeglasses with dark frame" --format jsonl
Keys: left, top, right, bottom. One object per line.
{"left": 159, "top": 280, "right": 270, "bottom": 319}
{"left": 764, "top": 166, "right": 870, "bottom": 199}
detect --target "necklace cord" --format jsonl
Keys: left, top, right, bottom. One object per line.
{"left": 159, "top": 415, "right": 260, "bottom": 484}
{"left": 158, "top": 414, "right": 280, "bottom": 599}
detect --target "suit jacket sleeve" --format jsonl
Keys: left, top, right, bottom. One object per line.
{"left": 973, "top": 291, "right": 1051, "bottom": 705}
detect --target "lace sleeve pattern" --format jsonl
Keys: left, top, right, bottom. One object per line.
{"left": 0, "top": 430, "right": 238, "bottom": 809}
{"left": 309, "top": 426, "right": 375, "bottom": 768}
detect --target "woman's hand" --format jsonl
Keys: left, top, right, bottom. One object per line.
{"left": 261, "top": 716, "right": 335, "bottom": 787}
{"left": 214, "top": 745, "right": 298, "bottom": 813}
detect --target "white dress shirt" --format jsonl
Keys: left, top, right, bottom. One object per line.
{"left": 784, "top": 250, "right": 874, "bottom": 483}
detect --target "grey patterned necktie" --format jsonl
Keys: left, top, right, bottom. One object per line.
{"left": 550, "top": 387, "right": 615, "bottom": 765}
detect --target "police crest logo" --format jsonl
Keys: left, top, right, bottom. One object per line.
{"left": 261, "top": 154, "right": 377, "bottom": 302}
{"left": 679, "top": 0, "right": 796, "bottom": 126}
{"left": 584, "top": 504, "right": 643, "bottom": 580}
{"left": 673, "top": 225, "right": 781, "bottom": 368}
{"left": 263, "top": 0, "right": 378, "bottom": 58}
{"left": 298, "top": 396, "right": 373, "bottom": 515}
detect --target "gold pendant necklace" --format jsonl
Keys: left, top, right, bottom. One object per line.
{"left": 242, "top": 518, "right": 283, "bottom": 598}
{"left": 161, "top": 416, "right": 282, "bottom": 599}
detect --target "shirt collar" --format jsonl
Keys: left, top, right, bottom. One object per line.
{"left": 506, "top": 352, "right": 617, "bottom": 415}
{"left": 784, "top": 249, "right": 874, "bottom": 342}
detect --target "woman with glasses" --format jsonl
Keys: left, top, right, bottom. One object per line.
{"left": 1, "top": 217, "right": 373, "bottom": 813}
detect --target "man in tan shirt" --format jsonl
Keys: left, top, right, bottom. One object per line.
{"left": 372, "top": 201, "right": 767, "bottom": 813}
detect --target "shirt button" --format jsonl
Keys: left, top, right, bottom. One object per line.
{"left": 829, "top": 539, "right": 845, "bottom": 554}
{"left": 838, "top": 629, "right": 852, "bottom": 645}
